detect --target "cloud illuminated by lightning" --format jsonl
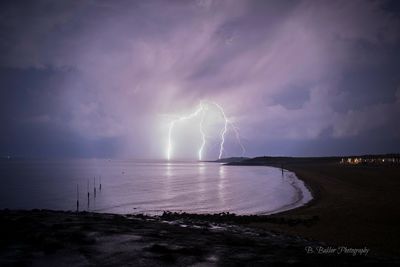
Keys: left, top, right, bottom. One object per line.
{"left": 166, "top": 101, "right": 245, "bottom": 161}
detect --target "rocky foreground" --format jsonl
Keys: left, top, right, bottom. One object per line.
{"left": 0, "top": 210, "right": 397, "bottom": 266}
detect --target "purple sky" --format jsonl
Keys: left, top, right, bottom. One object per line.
{"left": 1, "top": 0, "right": 400, "bottom": 159}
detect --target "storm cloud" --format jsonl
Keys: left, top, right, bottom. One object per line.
{"left": 1, "top": 0, "right": 399, "bottom": 159}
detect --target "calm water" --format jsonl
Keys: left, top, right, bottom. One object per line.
{"left": 0, "top": 159, "right": 312, "bottom": 215}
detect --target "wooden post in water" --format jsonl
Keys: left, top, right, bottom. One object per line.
{"left": 76, "top": 184, "right": 79, "bottom": 213}
{"left": 87, "top": 179, "right": 90, "bottom": 210}
{"left": 94, "top": 176, "right": 96, "bottom": 198}
{"left": 99, "top": 176, "right": 102, "bottom": 191}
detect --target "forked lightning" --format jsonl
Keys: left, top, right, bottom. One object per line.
{"left": 166, "top": 101, "right": 245, "bottom": 161}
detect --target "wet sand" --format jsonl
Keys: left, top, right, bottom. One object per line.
{"left": 0, "top": 209, "right": 395, "bottom": 266}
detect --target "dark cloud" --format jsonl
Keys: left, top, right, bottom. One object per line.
{"left": 271, "top": 85, "right": 310, "bottom": 110}
{"left": 0, "top": 0, "right": 399, "bottom": 159}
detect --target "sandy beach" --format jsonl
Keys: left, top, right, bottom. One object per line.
{"left": 229, "top": 157, "right": 400, "bottom": 257}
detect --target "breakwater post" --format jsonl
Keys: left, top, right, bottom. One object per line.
{"left": 87, "top": 179, "right": 90, "bottom": 210}
{"left": 76, "top": 183, "right": 79, "bottom": 213}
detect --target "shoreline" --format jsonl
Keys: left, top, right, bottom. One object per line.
{"left": 1, "top": 159, "right": 400, "bottom": 264}
{"left": 227, "top": 158, "right": 400, "bottom": 257}
{"left": 257, "top": 168, "right": 313, "bottom": 216}
{"left": 0, "top": 160, "right": 311, "bottom": 217}
{"left": 272, "top": 167, "right": 321, "bottom": 216}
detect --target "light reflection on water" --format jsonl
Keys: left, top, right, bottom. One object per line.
{"left": 0, "top": 159, "right": 312, "bottom": 215}
{"left": 218, "top": 166, "right": 226, "bottom": 205}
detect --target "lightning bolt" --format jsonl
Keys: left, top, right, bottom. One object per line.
{"left": 198, "top": 105, "right": 207, "bottom": 161}
{"left": 167, "top": 103, "right": 204, "bottom": 161}
{"left": 212, "top": 102, "right": 228, "bottom": 159}
{"left": 211, "top": 102, "right": 245, "bottom": 158}
{"left": 166, "top": 101, "right": 245, "bottom": 161}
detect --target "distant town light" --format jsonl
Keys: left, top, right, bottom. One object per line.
{"left": 340, "top": 156, "right": 399, "bottom": 165}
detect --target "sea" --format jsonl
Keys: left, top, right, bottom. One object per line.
{"left": 0, "top": 159, "right": 312, "bottom": 215}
